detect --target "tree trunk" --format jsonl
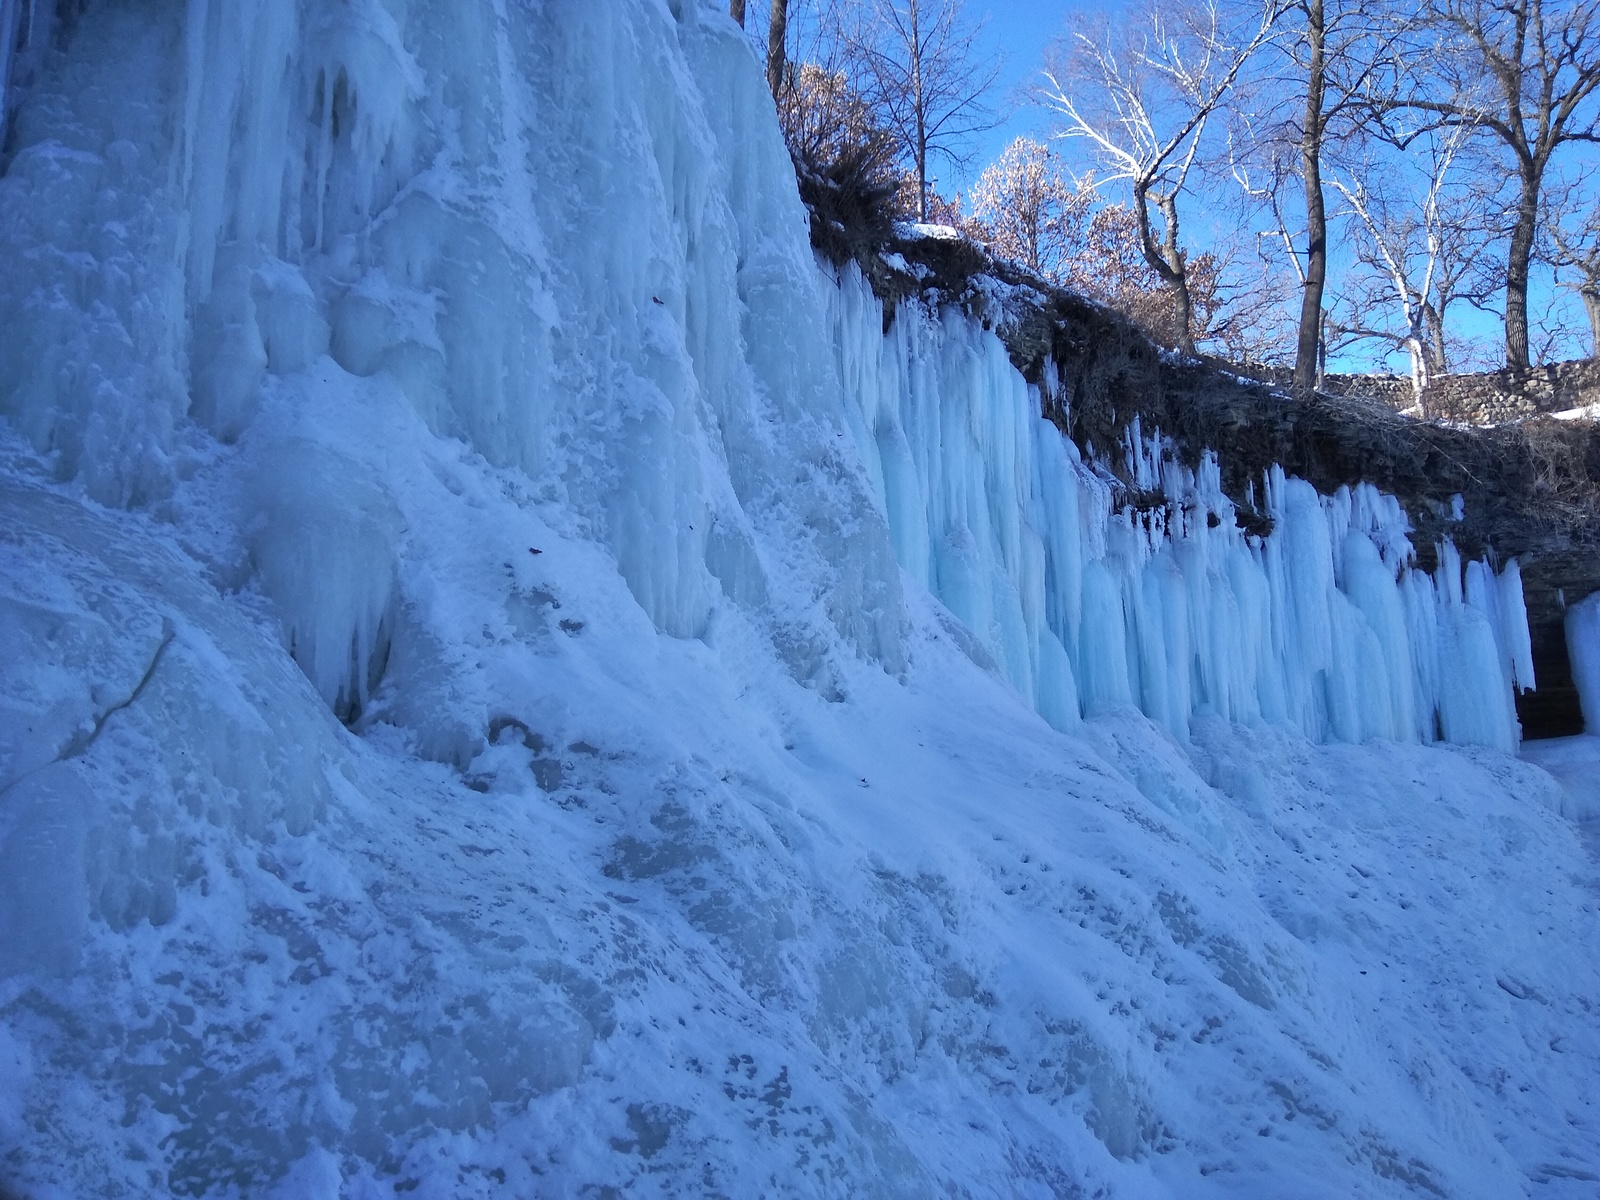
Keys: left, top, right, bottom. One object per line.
{"left": 766, "top": 0, "right": 787, "bottom": 101}
{"left": 730, "top": 0, "right": 744, "bottom": 28}
{"left": 1318, "top": 309, "right": 1328, "bottom": 388}
{"left": 1504, "top": 165, "right": 1539, "bottom": 370}
{"left": 1406, "top": 338, "right": 1427, "bottom": 404}
{"left": 915, "top": 134, "right": 927, "bottom": 220}
{"left": 1294, "top": 0, "right": 1327, "bottom": 397}
{"left": 1132, "top": 183, "right": 1195, "bottom": 356}
{"left": 909, "top": 0, "right": 927, "bottom": 220}
{"left": 1160, "top": 193, "right": 1195, "bottom": 356}
{"left": 1582, "top": 285, "right": 1600, "bottom": 356}
{"left": 1423, "top": 300, "right": 1448, "bottom": 375}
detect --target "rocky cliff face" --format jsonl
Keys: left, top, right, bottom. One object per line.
{"left": 855, "top": 228, "right": 1600, "bottom": 739}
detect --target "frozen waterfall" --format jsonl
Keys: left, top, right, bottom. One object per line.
{"left": 827, "top": 264, "right": 1533, "bottom": 751}
{"left": 3, "top": 2, "right": 1594, "bottom": 1198}
{"left": 0, "top": 0, "right": 1531, "bottom": 752}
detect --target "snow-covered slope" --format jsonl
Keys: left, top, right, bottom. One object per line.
{"left": 2, "top": 2, "right": 1598, "bottom": 1197}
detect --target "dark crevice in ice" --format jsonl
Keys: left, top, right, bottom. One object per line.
{"left": 0, "top": 619, "right": 174, "bottom": 799}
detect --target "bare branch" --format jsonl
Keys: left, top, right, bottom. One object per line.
{"left": 1039, "top": 0, "right": 1284, "bottom": 354}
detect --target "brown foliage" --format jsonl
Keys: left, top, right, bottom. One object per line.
{"left": 965, "top": 136, "right": 1092, "bottom": 278}
{"left": 778, "top": 64, "right": 904, "bottom": 254}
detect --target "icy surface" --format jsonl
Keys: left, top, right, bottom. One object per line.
{"left": 1, "top": 2, "right": 1597, "bottom": 1197}
{"left": 1565, "top": 591, "right": 1600, "bottom": 739}
{"left": 1520, "top": 734, "right": 1600, "bottom": 820}
{"left": 827, "top": 273, "right": 1530, "bottom": 750}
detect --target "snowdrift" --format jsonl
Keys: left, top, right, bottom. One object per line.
{"left": 2, "top": 1, "right": 1598, "bottom": 1197}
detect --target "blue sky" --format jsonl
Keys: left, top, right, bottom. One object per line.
{"left": 942, "top": 2, "right": 1581, "bottom": 369}
{"left": 941, "top": 2, "right": 1084, "bottom": 195}
{"left": 763, "top": 0, "right": 1591, "bottom": 368}
{"left": 773, "top": 0, "right": 1088, "bottom": 196}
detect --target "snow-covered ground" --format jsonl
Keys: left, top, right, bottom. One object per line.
{"left": 3, "top": 1, "right": 1599, "bottom": 1196}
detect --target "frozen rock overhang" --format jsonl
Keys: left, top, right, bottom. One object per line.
{"left": 856, "top": 221, "right": 1600, "bottom": 744}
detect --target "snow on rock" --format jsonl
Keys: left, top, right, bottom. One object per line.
{"left": 1, "top": 2, "right": 1597, "bottom": 1198}
{"left": 893, "top": 220, "right": 965, "bottom": 241}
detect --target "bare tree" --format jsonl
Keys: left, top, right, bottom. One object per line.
{"left": 966, "top": 138, "right": 1244, "bottom": 350}
{"left": 1226, "top": 127, "right": 1339, "bottom": 365}
{"left": 1041, "top": 0, "right": 1280, "bottom": 356}
{"left": 1382, "top": 0, "right": 1600, "bottom": 370}
{"left": 1542, "top": 169, "right": 1600, "bottom": 353}
{"left": 1231, "top": 135, "right": 1305, "bottom": 287}
{"left": 1551, "top": 231, "right": 1600, "bottom": 353}
{"left": 730, "top": 0, "right": 746, "bottom": 29}
{"left": 1074, "top": 200, "right": 1233, "bottom": 348}
{"left": 779, "top": 61, "right": 900, "bottom": 180}
{"left": 1224, "top": 0, "right": 1402, "bottom": 391}
{"left": 1291, "top": 0, "right": 1332, "bottom": 391}
{"left": 838, "top": 0, "right": 1003, "bottom": 221}
{"left": 1327, "top": 122, "right": 1474, "bottom": 398}
{"left": 1419, "top": 174, "right": 1507, "bottom": 367}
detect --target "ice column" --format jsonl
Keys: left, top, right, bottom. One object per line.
{"left": 1566, "top": 593, "right": 1600, "bottom": 734}
{"left": 0, "top": 0, "right": 45, "bottom": 136}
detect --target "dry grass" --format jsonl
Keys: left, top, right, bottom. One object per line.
{"left": 1516, "top": 417, "right": 1600, "bottom": 525}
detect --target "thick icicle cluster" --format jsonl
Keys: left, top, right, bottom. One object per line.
{"left": 829, "top": 265, "right": 1534, "bottom": 750}
{"left": 1566, "top": 591, "right": 1600, "bottom": 732}
{"left": 0, "top": 1, "right": 43, "bottom": 130}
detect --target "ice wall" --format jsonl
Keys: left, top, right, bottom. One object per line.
{"left": 1566, "top": 591, "right": 1600, "bottom": 733}
{"left": 1, "top": 3, "right": 1591, "bottom": 1197}
{"left": 0, "top": 0, "right": 902, "bottom": 708}
{"left": 828, "top": 265, "right": 1533, "bottom": 751}
{"left": 0, "top": 0, "right": 1533, "bottom": 751}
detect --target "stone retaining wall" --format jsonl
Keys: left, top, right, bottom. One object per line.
{"left": 1421, "top": 358, "right": 1600, "bottom": 423}
{"left": 1217, "top": 357, "right": 1600, "bottom": 424}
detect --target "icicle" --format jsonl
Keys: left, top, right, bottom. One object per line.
{"left": 1497, "top": 559, "right": 1536, "bottom": 693}
{"left": 824, "top": 266, "right": 1528, "bottom": 753}
{"left": 0, "top": 1, "right": 20, "bottom": 135}
{"left": 0, "top": 0, "right": 46, "bottom": 144}
{"left": 1567, "top": 593, "right": 1600, "bottom": 734}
